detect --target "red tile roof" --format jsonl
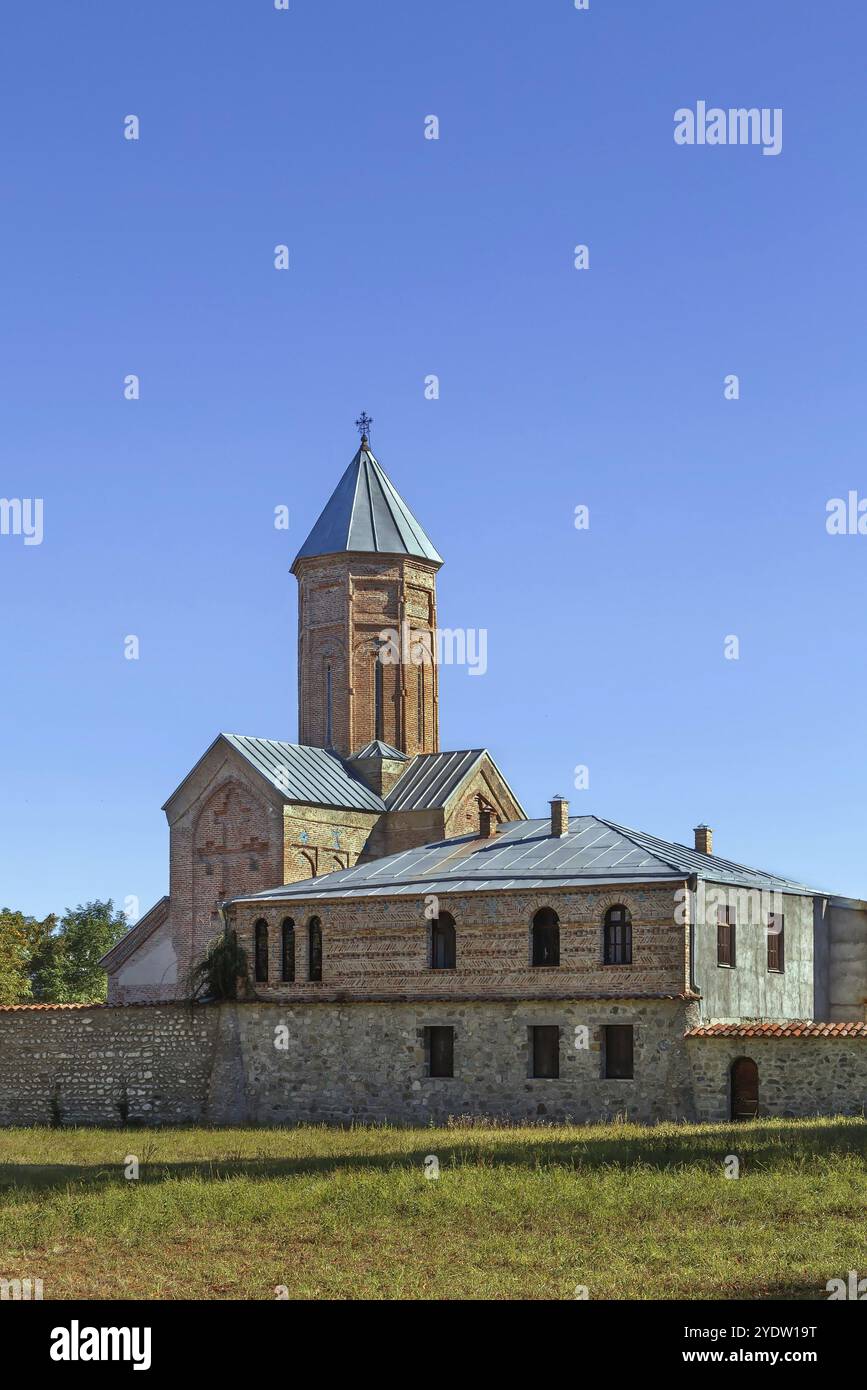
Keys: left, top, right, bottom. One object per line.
{"left": 0, "top": 1001, "right": 178, "bottom": 1012}
{"left": 686, "top": 1021, "right": 867, "bottom": 1038}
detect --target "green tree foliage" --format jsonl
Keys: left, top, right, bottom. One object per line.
{"left": 185, "top": 931, "right": 249, "bottom": 1002}
{"left": 36, "top": 901, "right": 129, "bottom": 1004}
{"left": 0, "top": 909, "right": 43, "bottom": 1004}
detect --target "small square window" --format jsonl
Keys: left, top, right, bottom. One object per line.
{"left": 603, "top": 1025, "right": 634, "bottom": 1080}
{"left": 530, "top": 1025, "right": 560, "bottom": 1079}
{"left": 425, "top": 1026, "right": 454, "bottom": 1078}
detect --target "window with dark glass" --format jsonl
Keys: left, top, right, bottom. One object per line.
{"left": 767, "top": 914, "right": 785, "bottom": 972}
{"left": 603, "top": 1025, "right": 634, "bottom": 1079}
{"left": 281, "top": 918, "right": 295, "bottom": 983}
{"left": 417, "top": 663, "right": 424, "bottom": 744}
{"left": 603, "top": 904, "right": 632, "bottom": 964}
{"left": 531, "top": 1025, "right": 560, "bottom": 1079}
{"left": 532, "top": 907, "right": 560, "bottom": 966}
{"left": 325, "top": 665, "right": 333, "bottom": 748}
{"left": 254, "top": 919, "right": 269, "bottom": 983}
{"left": 430, "top": 913, "right": 456, "bottom": 970}
{"left": 308, "top": 917, "right": 322, "bottom": 982}
{"left": 425, "top": 1026, "right": 454, "bottom": 1078}
{"left": 717, "top": 906, "right": 736, "bottom": 967}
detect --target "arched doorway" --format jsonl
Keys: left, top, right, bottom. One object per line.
{"left": 730, "top": 1057, "right": 759, "bottom": 1121}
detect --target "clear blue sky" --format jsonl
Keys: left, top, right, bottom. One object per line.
{"left": 2, "top": 0, "right": 866, "bottom": 920}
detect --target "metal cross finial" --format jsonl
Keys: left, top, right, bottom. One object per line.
{"left": 355, "top": 411, "right": 373, "bottom": 442}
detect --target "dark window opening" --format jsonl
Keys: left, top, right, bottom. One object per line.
{"left": 425, "top": 1026, "right": 454, "bottom": 1078}
{"left": 281, "top": 918, "right": 295, "bottom": 983}
{"left": 717, "top": 906, "right": 736, "bottom": 967}
{"left": 308, "top": 917, "right": 322, "bottom": 982}
{"left": 417, "top": 663, "right": 424, "bottom": 745}
{"left": 374, "top": 655, "right": 384, "bottom": 741}
{"left": 767, "top": 914, "right": 785, "bottom": 972}
{"left": 531, "top": 1025, "right": 560, "bottom": 1079}
{"left": 325, "top": 664, "right": 333, "bottom": 748}
{"left": 532, "top": 907, "right": 560, "bottom": 967}
{"left": 254, "top": 919, "right": 269, "bottom": 983}
{"left": 603, "top": 904, "right": 632, "bottom": 964}
{"left": 430, "top": 913, "right": 456, "bottom": 970}
{"left": 603, "top": 1024, "right": 634, "bottom": 1079}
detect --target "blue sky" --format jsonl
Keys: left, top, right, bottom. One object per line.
{"left": 2, "top": 0, "right": 866, "bottom": 919}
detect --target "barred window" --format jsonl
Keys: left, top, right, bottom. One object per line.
{"left": 254, "top": 919, "right": 269, "bottom": 983}
{"left": 281, "top": 918, "right": 295, "bottom": 983}
{"left": 308, "top": 917, "right": 322, "bottom": 982}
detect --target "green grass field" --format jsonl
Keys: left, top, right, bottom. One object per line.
{"left": 0, "top": 1117, "right": 864, "bottom": 1300}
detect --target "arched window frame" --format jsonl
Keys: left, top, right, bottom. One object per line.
{"left": 430, "top": 912, "right": 456, "bottom": 970}
{"left": 254, "top": 918, "right": 269, "bottom": 983}
{"left": 531, "top": 907, "right": 560, "bottom": 967}
{"left": 308, "top": 916, "right": 323, "bottom": 982}
{"left": 281, "top": 918, "right": 295, "bottom": 983}
{"left": 603, "top": 904, "right": 632, "bottom": 965}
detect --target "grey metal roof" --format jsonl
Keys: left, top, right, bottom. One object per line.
{"left": 384, "top": 749, "right": 487, "bottom": 811}
{"left": 292, "top": 442, "right": 443, "bottom": 567}
{"left": 222, "top": 734, "right": 385, "bottom": 812}
{"left": 351, "top": 740, "right": 408, "bottom": 761}
{"left": 229, "top": 813, "right": 822, "bottom": 905}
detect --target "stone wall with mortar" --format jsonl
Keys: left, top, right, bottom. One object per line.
{"left": 687, "top": 1035, "right": 867, "bottom": 1122}
{"left": 2, "top": 1001, "right": 866, "bottom": 1128}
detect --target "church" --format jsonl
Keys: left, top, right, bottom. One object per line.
{"left": 85, "top": 424, "right": 867, "bottom": 1127}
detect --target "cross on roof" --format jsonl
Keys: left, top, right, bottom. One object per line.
{"left": 355, "top": 411, "right": 373, "bottom": 442}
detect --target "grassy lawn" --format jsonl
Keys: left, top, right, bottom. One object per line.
{"left": 0, "top": 1117, "right": 864, "bottom": 1300}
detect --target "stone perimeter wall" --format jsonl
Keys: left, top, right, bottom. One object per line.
{"left": 0, "top": 1002, "right": 864, "bottom": 1128}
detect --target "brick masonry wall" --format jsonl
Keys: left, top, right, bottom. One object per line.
{"left": 688, "top": 1036, "right": 867, "bottom": 1122}
{"left": 234, "top": 884, "right": 690, "bottom": 1001}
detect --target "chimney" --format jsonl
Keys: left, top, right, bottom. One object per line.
{"left": 694, "top": 824, "right": 713, "bottom": 855}
{"left": 550, "top": 796, "right": 569, "bottom": 838}
{"left": 479, "top": 806, "right": 498, "bottom": 838}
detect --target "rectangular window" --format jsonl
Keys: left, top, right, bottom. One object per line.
{"left": 603, "top": 1025, "right": 634, "bottom": 1080}
{"left": 768, "top": 914, "right": 785, "bottom": 972}
{"left": 425, "top": 1026, "right": 454, "bottom": 1078}
{"left": 717, "top": 906, "right": 736, "bottom": 967}
{"left": 530, "top": 1025, "right": 560, "bottom": 1079}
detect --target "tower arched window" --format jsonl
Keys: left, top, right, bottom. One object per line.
{"left": 281, "top": 918, "right": 295, "bottom": 983}
{"left": 325, "top": 665, "right": 333, "bottom": 748}
{"left": 603, "top": 905, "right": 632, "bottom": 964}
{"left": 417, "top": 663, "right": 424, "bottom": 745}
{"left": 254, "top": 919, "right": 269, "bottom": 983}
{"left": 531, "top": 907, "right": 560, "bottom": 967}
{"left": 308, "top": 917, "right": 323, "bottom": 982}
{"left": 430, "top": 912, "right": 456, "bottom": 970}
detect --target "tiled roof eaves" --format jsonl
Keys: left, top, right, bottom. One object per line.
{"left": 685, "top": 1021, "right": 867, "bottom": 1038}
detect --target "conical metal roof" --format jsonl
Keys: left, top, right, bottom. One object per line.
{"left": 292, "top": 439, "right": 443, "bottom": 568}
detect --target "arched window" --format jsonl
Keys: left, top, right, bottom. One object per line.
{"left": 325, "top": 665, "right": 333, "bottom": 748}
{"left": 417, "top": 663, "right": 424, "bottom": 745}
{"left": 532, "top": 907, "right": 560, "bottom": 967}
{"left": 430, "top": 912, "right": 456, "bottom": 970}
{"left": 281, "top": 918, "right": 295, "bottom": 983}
{"left": 254, "top": 919, "right": 269, "bottom": 983}
{"left": 603, "top": 905, "right": 632, "bottom": 964}
{"left": 308, "top": 917, "right": 322, "bottom": 982}
{"left": 374, "top": 656, "right": 384, "bottom": 740}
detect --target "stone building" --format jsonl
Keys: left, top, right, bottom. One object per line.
{"left": 5, "top": 424, "right": 861, "bottom": 1128}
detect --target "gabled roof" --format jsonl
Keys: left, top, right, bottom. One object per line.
{"left": 165, "top": 734, "right": 519, "bottom": 818}
{"left": 228, "top": 813, "right": 821, "bottom": 905}
{"left": 292, "top": 441, "right": 443, "bottom": 568}
{"left": 220, "top": 734, "right": 385, "bottom": 811}
{"left": 99, "top": 896, "right": 170, "bottom": 972}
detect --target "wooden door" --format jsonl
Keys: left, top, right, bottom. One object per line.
{"left": 730, "top": 1057, "right": 759, "bottom": 1120}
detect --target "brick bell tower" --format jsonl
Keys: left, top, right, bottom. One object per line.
{"left": 291, "top": 418, "right": 443, "bottom": 759}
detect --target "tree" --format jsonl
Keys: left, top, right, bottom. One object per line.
{"left": 0, "top": 909, "right": 38, "bottom": 1004}
{"left": 38, "top": 900, "right": 128, "bottom": 1004}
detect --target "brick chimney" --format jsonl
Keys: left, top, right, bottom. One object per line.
{"left": 550, "top": 796, "right": 569, "bottom": 838}
{"left": 694, "top": 824, "right": 713, "bottom": 855}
